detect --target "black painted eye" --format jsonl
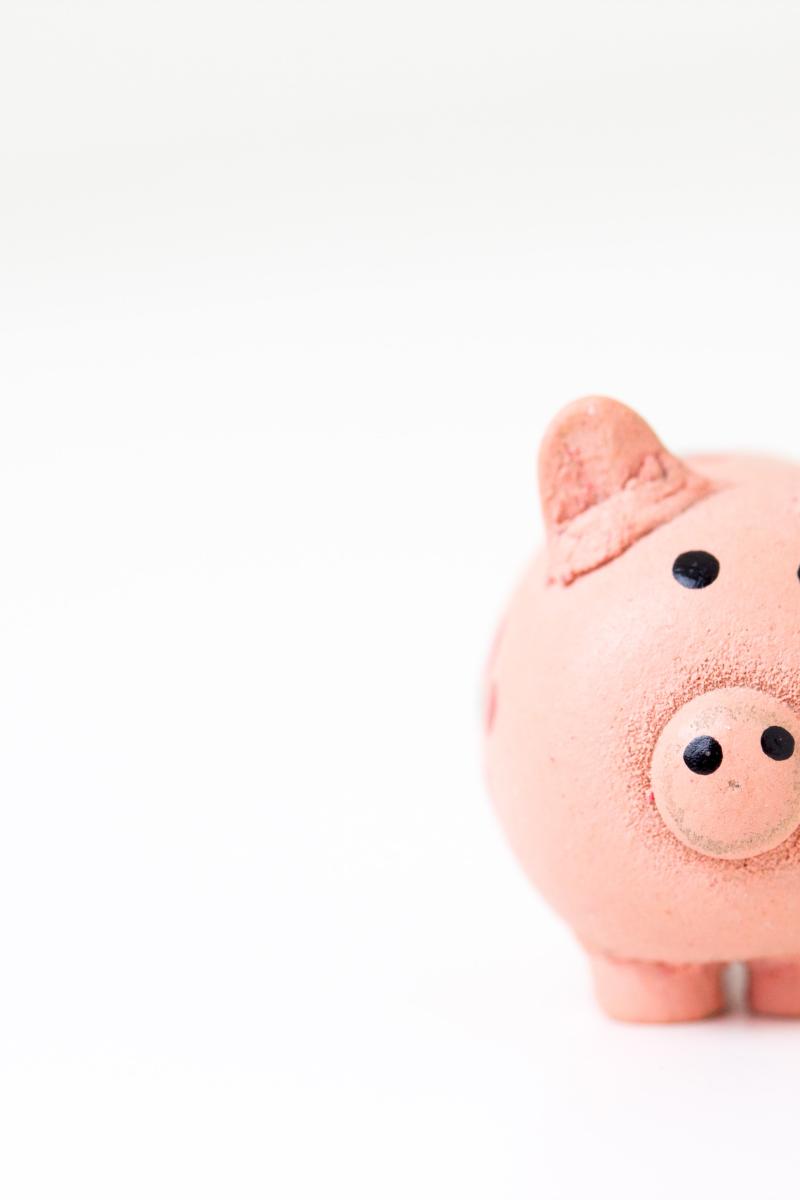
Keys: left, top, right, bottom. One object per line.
{"left": 683, "top": 735, "right": 723, "bottom": 775}
{"left": 672, "top": 550, "right": 720, "bottom": 589}
{"left": 761, "top": 726, "right": 795, "bottom": 761}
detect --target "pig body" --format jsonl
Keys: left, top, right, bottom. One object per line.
{"left": 485, "top": 398, "right": 800, "bottom": 1021}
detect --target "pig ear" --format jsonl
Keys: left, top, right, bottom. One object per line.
{"left": 538, "top": 396, "right": 714, "bottom": 585}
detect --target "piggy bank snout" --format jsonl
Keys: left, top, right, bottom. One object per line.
{"left": 650, "top": 688, "right": 800, "bottom": 860}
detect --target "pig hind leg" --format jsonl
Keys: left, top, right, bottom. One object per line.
{"left": 748, "top": 957, "right": 800, "bottom": 1017}
{"left": 589, "top": 954, "right": 726, "bottom": 1023}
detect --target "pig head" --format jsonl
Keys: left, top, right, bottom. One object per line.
{"left": 485, "top": 396, "right": 800, "bottom": 964}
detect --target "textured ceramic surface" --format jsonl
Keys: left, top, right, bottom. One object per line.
{"left": 484, "top": 396, "right": 800, "bottom": 1021}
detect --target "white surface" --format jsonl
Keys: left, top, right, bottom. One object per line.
{"left": 3, "top": 1, "right": 800, "bottom": 1195}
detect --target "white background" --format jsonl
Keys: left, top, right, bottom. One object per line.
{"left": 2, "top": 1, "right": 800, "bottom": 1196}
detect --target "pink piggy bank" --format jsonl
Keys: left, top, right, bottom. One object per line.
{"left": 484, "top": 396, "right": 800, "bottom": 1022}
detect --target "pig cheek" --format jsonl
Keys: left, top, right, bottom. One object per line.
{"left": 484, "top": 681, "right": 498, "bottom": 734}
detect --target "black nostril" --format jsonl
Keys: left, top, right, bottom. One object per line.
{"left": 761, "top": 726, "right": 795, "bottom": 761}
{"left": 683, "top": 735, "right": 723, "bottom": 775}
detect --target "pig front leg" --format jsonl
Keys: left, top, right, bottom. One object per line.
{"left": 589, "top": 954, "right": 726, "bottom": 1023}
{"left": 748, "top": 958, "right": 800, "bottom": 1016}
